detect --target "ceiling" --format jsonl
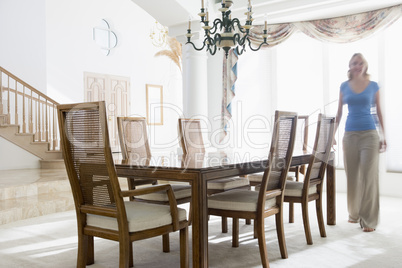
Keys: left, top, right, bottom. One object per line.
{"left": 133, "top": 0, "right": 402, "bottom": 35}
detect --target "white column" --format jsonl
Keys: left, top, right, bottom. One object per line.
{"left": 182, "top": 43, "right": 208, "bottom": 118}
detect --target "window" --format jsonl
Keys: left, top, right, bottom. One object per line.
{"left": 235, "top": 18, "right": 402, "bottom": 172}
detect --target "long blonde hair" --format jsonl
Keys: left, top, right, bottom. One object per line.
{"left": 347, "top": 53, "right": 370, "bottom": 80}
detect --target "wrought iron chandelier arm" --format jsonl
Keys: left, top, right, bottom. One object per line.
{"left": 186, "top": 40, "right": 207, "bottom": 51}
{"left": 231, "top": 18, "right": 247, "bottom": 33}
{"left": 246, "top": 37, "right": 269, "bottom": 51}
{"left": 207, "top": 18, "right": 222, "bottom": 35}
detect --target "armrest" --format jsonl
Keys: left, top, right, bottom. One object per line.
{"left": 121, "top": 184, "right": 180, "bottom": 231}
{"left": 121, "top": 184, "right": 171, "bottom": 197}
{"left": 265, "top": 189, "right": 282, "bottom": 199}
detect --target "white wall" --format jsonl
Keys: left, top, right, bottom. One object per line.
{"left": 0, "top": 0, "right": 47, "bottom": 92}
{"left": 0, "top": 0, "right": 185, "bottom": 167}
{"left": 45, "top": 0, "right": 184, "bottom": 153}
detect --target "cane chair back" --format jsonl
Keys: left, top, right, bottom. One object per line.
{"left": 289, "top": 115, "right": 309, "bottom": 178}
{"left": 284, "top": 114, "right": 335, "bottom": 245}
{"left": 178, "top": 118, "right": 206, "bottom": 155}
{"left": 117, "top": 117, "right": 151, "bottom": 161}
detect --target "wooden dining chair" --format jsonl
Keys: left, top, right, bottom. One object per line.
{"left": 247, "top": 115, "right": 309, "bottom": 224}
{"left": 178, "top": 118, "right": 250, "bottom": 232}
{"left": 58, "top": 101, "right": 189, "bottom": 268}
{"left": 208, "top": 111, "right": 297, "bottom": 268}
{"left": 284, "top": 114, "right": 335, "bottom": 245}
{"left": 248, "top": 115, "right": 309, "bottom": 186}
{"left": 117, "top": 116, "right": 192, "bottom": 252}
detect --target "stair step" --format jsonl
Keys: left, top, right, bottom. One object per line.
{"left": 0, "top": 124, "right": 18, "bottom": 128}
{"left": 0, "top": 171, "right": 74, "bottom": 224}
{"left": 15, "top": 133, "right": 34, "bottom": 136}
{"left": 40, "top": 159, "right": 65, "bottom": 169}
{"left": 0, "top": 191, "right": 74, "bottom": 225}
{"left": 0, "top": 177, "right": 70, "bottom": 201}
{"left": 0, "top": 115, "right": 7, "bottom": 125}
{"left": 0, "top": 168, "right": 131, "bottom": 225}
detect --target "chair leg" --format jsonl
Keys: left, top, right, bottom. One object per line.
{"left": 129, "top": 242, "right": 133, "bottom": 268}
{"left": 316, "top": 197, "right": 327, "bottom": 238}
{"left": 119, "top": 236, "right": 131, "bottom": 268}
{"left": 77, "top": 234, "right": 93, "bottom": 267}
{"left": 232, "top": 218, "right": 239, "bottom": 247}
{"left": 302, "top": 201, "right": 313, "bottom": 245}
{"left": 275, "top": 210, "right": 288, "bottom": 259}
{"left": 127, "top": 178, "right": 135, "bottom": 201}
{"left": 253, "top": 220, "right": 257, "bottom": 239}
{"left": 87, "top": 235, "right": 94, "bottom": 265}
{"left": 255, "top": 217, "right": 270, "bottom": 268}
{"left": 180, "top": 226, "right": 189, "bottom": 268}
{"left": 289, "top": 202, "right": 295, "bottom": 223}
{"left": 188, "top": 202, "right": 193, "bottom": 226}
{"left": 163, "top": 234, "right": 170, "bottom": 252}
{"left": 222, "top": 216, "right": 228, "bottom": 233}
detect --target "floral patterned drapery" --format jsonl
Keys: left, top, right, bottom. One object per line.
{"left": 220, "top": 49, "right": 238, "bottom": 142}
{"left": 248, "top": 4, "right": 402, "bottom": 46}
{"left": 249, "top": 23, "right": 297, "bottom": 48}
{"left": 295, "top": 4, "right": 402, "bottom": 43}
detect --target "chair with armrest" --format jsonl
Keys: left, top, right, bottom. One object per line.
{"left": 207, "top": 111, "right": 297, "bottom": 268}
{"left": 178, "top": 118, "right": 250, "bottom": 232}
{"left": 284, "top": 114, "right": 335, "bottom": 245}
{"left": 58, "top": 101, "right": 189, "bottom": 268}
{"left": 117, "top": 116, "right": 192, "bottom": 252}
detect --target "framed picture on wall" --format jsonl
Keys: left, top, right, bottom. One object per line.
{"left": 146, "top": 84, "right": 163, "bottom": 125}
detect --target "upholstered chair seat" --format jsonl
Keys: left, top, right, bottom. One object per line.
{"left": 208, "top": 189, "right": 277, "bottom": 212}
{"left": 207, "top": 177, "right": 250, "bottom": 192}
{"left": 134, "top": 184, "right": 192, "bottom": 202}
{"left": 88, "top": 201, "right": 187, "bottom": 232}
{"left": 284, "top": 181, "right": 317, "bottom": 197}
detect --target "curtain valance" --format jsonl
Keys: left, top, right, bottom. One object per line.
{"left": 249, "top": 4, "right": 402, "bottom": 46}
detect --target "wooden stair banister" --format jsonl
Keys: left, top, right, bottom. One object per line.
{"left": 0, "top": 66, "right": 60, "bottom": 151}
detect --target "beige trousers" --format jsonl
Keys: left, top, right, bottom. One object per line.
{"left": 343, "top": 130, "right": 379, "bottom": 229}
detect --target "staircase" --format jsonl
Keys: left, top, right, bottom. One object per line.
{"left": 0, "top": 67, "right": 64, "bottom": 169}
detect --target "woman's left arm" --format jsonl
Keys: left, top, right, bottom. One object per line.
{"left": 375, "top": 91, "right": 387, "bottom": 152}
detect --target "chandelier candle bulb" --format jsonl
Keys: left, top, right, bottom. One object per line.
{"left": 202, "top": 0, "right": 204, "bottom": 9}
{"left": 188, "top": 15, "right": 191, "bottom": 30}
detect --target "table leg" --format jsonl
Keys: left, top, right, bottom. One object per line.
{"left": 326, "top": 158, "right": 336, "bottom": 225}
{"left": 191, "top": 173, "right": 209, "bottom": 268}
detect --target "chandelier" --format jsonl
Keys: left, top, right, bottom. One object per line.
{"left": 150, "top": 21, "right": 169, "bottom": 47}
{"left": 185, "top": 0, "right": 269, "bottom": 58}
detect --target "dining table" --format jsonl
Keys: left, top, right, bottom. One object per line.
{"left": 115, "top": 150, "right": 336, "bottom": 268}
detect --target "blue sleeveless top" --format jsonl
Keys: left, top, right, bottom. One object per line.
{"left": 340, "top": 81, "right": 379, "bottom": 132}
